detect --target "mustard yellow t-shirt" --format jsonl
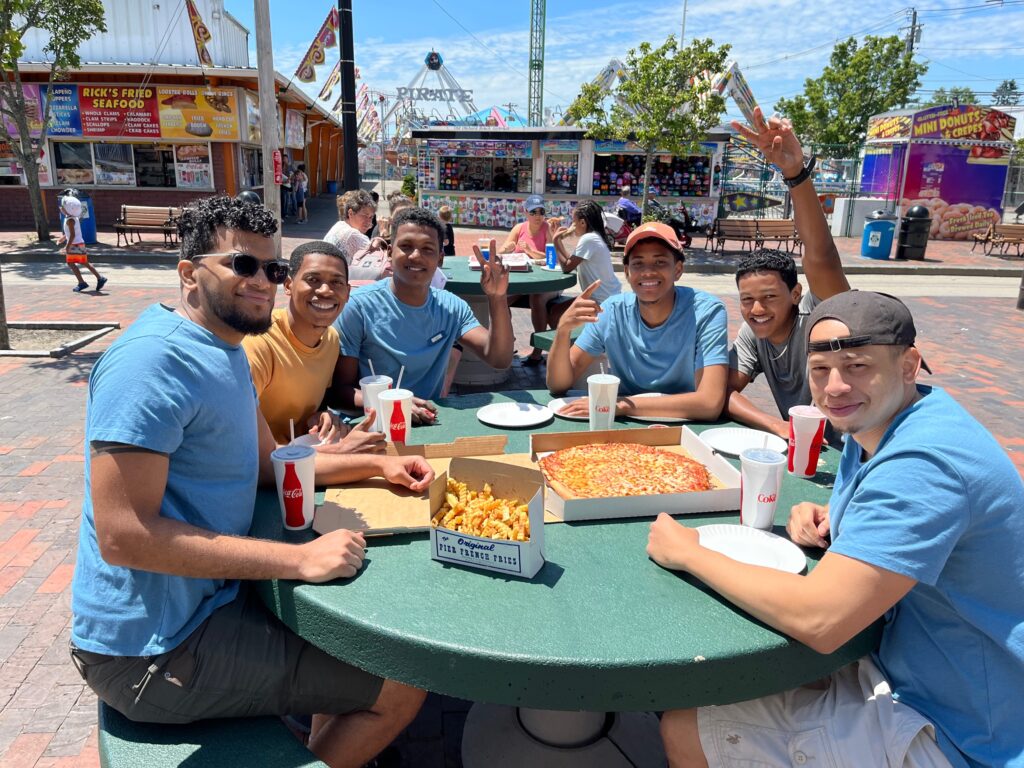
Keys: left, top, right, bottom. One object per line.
{"left": 243, "top": 308, "right": 340, "bottom": 444}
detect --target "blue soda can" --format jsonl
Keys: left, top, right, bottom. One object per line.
{"left": 545, "top": 243, "right": 557, "bottom": 269}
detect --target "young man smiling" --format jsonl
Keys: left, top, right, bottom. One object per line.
{"left": 70, "top": 197, "right": 431, "bottom": 768}
{"left": 547, "top": 221, "right": 729, "bottom": 421}
{"left": 726, "top": 107, "right": 851, "bottom": 441}
{"left": 334, "top": 207, "right": 513, "bottom": 423}
{"left": 243, "top": 240, "right": 382, "bottom": 452}
{"left": 649, "top": 291, "right": 1024, "bottom": 768}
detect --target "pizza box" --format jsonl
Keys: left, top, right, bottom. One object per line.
{"left": 469, "top": 253, "right": 532, "bottom": 271}
{"left": 428, "top": 457, "right": 546, "bottom": 579}
{"left": 529, "top": 426, "right": 740, "bottom": 522}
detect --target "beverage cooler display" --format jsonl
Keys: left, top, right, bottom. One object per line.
{"left": 546, "top": 153, "right": 579, "bottom": 194}
{"left": 592, "top": 153, "right": 711, "bottom": 197}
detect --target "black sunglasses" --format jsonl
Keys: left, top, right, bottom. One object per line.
{"left": 193, "top": 252, "right": 290, "bottom": 284}
{"left": 528, "top": 208, "right": 546, "bottom": 215}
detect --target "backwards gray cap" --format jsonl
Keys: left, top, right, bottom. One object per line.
{"left": 806, "top": 291, "right": 932, "bottom": 374}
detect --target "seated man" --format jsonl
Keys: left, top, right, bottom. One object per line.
{"left": 243, "top": 239, "right": 383, "bottom": 451}
{"left": 332, "top": 207, "right": 513, "bottom": 423}
{"left": 70, "top": 196, "right": 430, "bottom": 768}
{"left": 726, "top": 107, "right": 850, "bottom": 443}
{"left": 547, "top": 222, "right": 729, "bottom": 421}
{"left": 649, "top": 291, "right": 1024, "bottom": 768}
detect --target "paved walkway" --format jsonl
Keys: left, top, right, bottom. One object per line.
{"left": 1, "top": 219, "right": 1023, "bottom": 765}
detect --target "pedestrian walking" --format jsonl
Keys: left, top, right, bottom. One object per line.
{"left": 60, "top": 195, "right": 106, "bottom": 293}
{"left": 293, "top": 164, "right": 309, "bottom": 223}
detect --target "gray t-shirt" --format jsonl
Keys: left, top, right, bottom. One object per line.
{"left": 730, "top": 292, "right": 840, "bottom": 445}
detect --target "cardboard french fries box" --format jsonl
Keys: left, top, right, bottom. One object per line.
{"left": 530, "top": 426, "right": 740, "bottom": 522}
{"left": 428, "top": 457, "right": 546, "bottom": 579}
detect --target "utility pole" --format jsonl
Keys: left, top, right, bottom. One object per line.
{"left": 905, "top": 8, "right": 919, "bottom": 57}
{"left": 681, "top": 0, "right": 688, "bottom": 45}
{"left": 254, "top": 0, "right": 281, "bottom": 254}
{"left": 338, "top": 0, "right": 360, "bottom": 192}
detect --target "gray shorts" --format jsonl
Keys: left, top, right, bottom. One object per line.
{"left": 70, "top": 584, "right": 384, "bottom": 724}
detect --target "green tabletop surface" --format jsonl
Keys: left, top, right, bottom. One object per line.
{"left": 441, "top": 257, "right": 578, "bottom": 296}
{"left": 253, "top": 391, "right": 878, "bottom": 712}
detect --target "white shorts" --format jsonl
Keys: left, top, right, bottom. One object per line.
{"left": 697, "top": 657, "right": 953, "bottom": 768}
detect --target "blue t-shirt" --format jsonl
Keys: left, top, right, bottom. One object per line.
{"left": 828, "top": 386, "right": 1024, "bottom": 768}
{"left": 71, "top": 305, "right": 260, "bottom": 657}
{"left": 574, "top": 287, "right": 728, "bottom": 396}
{"left": 336, "top": 280, "right": 479, "bottom": 400}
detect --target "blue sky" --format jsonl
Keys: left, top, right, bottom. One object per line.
{"left": 226, "top": 0, "right": 1024, "bottom": 124}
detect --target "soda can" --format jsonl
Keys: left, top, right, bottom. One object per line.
{"left": 739, "top": 448, "right": 786, "bottom": 530}
{"left": 788, "top": 405, "right": 827, "bottom": 478}
{"left": 545, "top": 243, "right": 557, "bottom": 269}
{"left": 271, "top": 444, "right": 316, "bottom": 530}
{"left": 377, "top": 388, "right": 414, "bottom": 443}
{"left": 477, "top": 237, "right": 491, "bottom": 262}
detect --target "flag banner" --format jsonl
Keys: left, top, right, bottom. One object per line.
{"left": 318, "top": 61, "right": 341, "bottom": 101}
{"left": 294, "top": 8, "right": 340, "bottom": 83}
{"left": 186, "top": 0, "right": 214, "bottom": 67}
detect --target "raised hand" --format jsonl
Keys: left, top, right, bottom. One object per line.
{"left": 731, "top": 105, "right": 805, "bottom": 178}
{"left": 558, "top": 280, "right": 602, "bottom": 332}
{"left": 477, "top": 239, "right": 509, "bottom": 297}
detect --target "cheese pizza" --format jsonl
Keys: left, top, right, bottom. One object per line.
{"left": 538, "top": 442, "right": 714, "bottom": 499}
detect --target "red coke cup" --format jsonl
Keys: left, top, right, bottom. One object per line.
{"left": 788, "top": 405, "right": 826, "bottom": 479}
{"left": 377, "top": 388, "right": 414, "bottom": 443}
{"left": 271, "top": 444, "right": 316, "bottom": 530}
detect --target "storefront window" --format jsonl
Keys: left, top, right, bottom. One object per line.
{"left": 52, "top": 141, "right": 95, "bottom": 185}
{"left": 438, "top": 156, "right": 531, "bottom": 193}
{"left": 93, "top": 144, "right": 136, "bottom": 185}
{"left": 134, "top": 144, "right": 177, "bottom": 187}
{"left": 592, "top": 153, "right": 711, "bottom": 197}
{"left": 545, "top": 153, "right": 578, "bottom": 194}
{"left": 241, "top": 146, "right": 263, "bottom": 188}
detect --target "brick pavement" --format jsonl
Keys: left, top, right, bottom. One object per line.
{"left": 1, "top": 258, "right": 1023, "bottom": 765}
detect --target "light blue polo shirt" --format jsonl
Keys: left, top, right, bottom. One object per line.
{"left": 574, "top": 286, "right": 728, "bottom": 396}
{"left": 71, "top": 304, "right": 259, "bottom": 657}
{"left": 829, "top": 386, "right": 1024, "bottom": 768}
{"left": 336, "top": 279, "right": 479, "bottom": 400}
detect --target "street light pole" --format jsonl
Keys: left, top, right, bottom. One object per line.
{"left": 681, "top": 0, "right": 688, "bottom": 44}
{"left": 338, "top": 0, "right": 360, "bottom": 192}
{"left": 254, "top": 0, "right": 281, "bottom": 253}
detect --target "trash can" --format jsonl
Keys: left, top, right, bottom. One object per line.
{"left": 861, "top": 210, "right": 897, "bottom": 260}
{"left": 325, "top": 180, "right": 338, "bottom": 195}
{"left": 57, "top": 188, "right": 98, "bottom": 245}
{"left": 895, "top": 205, "right": 931, "bottom": 261}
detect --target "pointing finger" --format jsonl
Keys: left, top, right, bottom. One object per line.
{"left": 579, "top": 279, "right": 601, "bottom": 300}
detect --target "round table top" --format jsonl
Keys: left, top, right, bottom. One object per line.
{"left": 252, "top": 391, "right": 877, "bottom": 711}
{"left": 441, "top": 257, "right": 578, "bottom": 296}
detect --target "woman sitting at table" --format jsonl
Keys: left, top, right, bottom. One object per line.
{"left": 546, "top": 221, "right": 729, "bottom": 421}
{"left": 325, "top": 189, "right": 376, "bottom": 263}
{"left": 549, "top": 200, "right": 622, "bottom": 329}
{"left": 499, "top": 194, "right": 563, "bottom": 366}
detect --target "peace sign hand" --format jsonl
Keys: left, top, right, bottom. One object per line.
{"left": 476, "top": 239, "right": 509, "bottom": 298}
{"left": 731, "top": 105, "right": 805, "bottom": 178}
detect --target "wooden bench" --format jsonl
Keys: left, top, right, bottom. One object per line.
{"left": 989, "top": 223, "right": 1024, "bottom": 257}
{"left": 98, "top": 701, "right": 326, "bottom": 768}
{"left": 756, "top": 219, "right": 802, "bottom": 255}
{"left": 709, "top": 218, "right": 759, "bottom": 253}
{"left": 971, "top": 223, "right": 994, "bottom": 252}
{"left": 114, "top": 205, "right": 181, "bottom": 247}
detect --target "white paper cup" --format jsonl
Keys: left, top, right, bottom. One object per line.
{"left": 359, "top": 374, "right": 393, "bottom": 433}
{"left": 271, "top": 444, "right": 316, "bottom": 530}
{"left": 587, "top": 374, "right": 619, "bottom": 431}
{"left": 377, "top": 388, "right": 414, "bottom": 443}
{"left": 788, "top": 405, "right": 827, "bottom": 478}
{"left": 739, "top": 448, "right": 787, "bottom": 530}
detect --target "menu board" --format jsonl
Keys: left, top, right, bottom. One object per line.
{"left": 425, "top": 139, "right": 532, "bottom": 158}
{"left": 77, "top": 86, "right": 160, "bottom": 138}
{"left": 243, "top": 91, "right": 261, "bottom": 143}
{"left": 174, "top": 143, "right": 213, "bottom": 188}
{"left": 285, "top": 109, "right": 305, "bottom": 149}
{"left": 157, "top": 87, "right": 240, "bottom": 141}
{"left": 1, "top": 84, "right": 44, "bottom": 138}
{"left": 42, "top": 84, "right": 82, "bottom": 137}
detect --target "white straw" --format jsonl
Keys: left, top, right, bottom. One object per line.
{"left": 396, "top": 365, "right": 405, "bottom": 391}
{"left": 289, "top": 419, "right": 296, "bottom": 445}
{"left": 369, "top": 359, "right": 376, "bottom": 376}
{"left": 600, "top": 361, "right": 605, "bottom": 375}
{"left": 762, "top": 434, "right": 769, "bottom": 448}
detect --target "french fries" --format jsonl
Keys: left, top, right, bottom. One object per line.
{"left": 431, "top": 477, "right": 530, "bottom": 542}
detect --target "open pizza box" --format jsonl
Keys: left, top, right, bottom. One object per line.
{"left": 428, "top": 457, "right": 545, "bottom": 579}
{"left": 313, "top": 435, "right": 556, "bottom": 538}
{"left": 529, "top": 425, "right": 740, "bottom": 522}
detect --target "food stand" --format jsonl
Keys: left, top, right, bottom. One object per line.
{"left": 861, "top": 105, "right": 1016, "bottom": 240}
{"left": 412, "top": 126, "right": 729, "bottom": 231}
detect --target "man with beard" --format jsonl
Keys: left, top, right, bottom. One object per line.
{"left": 649, "top": 291, "right": 1024, "bottom": 768}
{"left": 70, "top": 197, "right": 428, "bottom": 768}
{"left": 546, "top": 221, "right": 729, "bottom": 421}
{"left": 726, "top": 107, "right": 850, "bottom": 443}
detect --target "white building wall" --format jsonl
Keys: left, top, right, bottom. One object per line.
{"left": 18, "top": 0, "right": 249, "bottom": 68}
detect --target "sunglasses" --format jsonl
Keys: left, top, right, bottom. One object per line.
{"left": 528, "top": 209, "right": 546, "bottom": 215}
{"left": 193, "top": 252, "right": 290, "bottom": 284}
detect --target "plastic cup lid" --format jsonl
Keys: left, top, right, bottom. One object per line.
{"left": 360, "top": 375, "right": 392, "bottom": 386}
{"left": 740, "top": 448, "right": 787, "bottom": 464}
{"left": 272, "top": 444, "right": 315, "bottom": 461}
{"left": 789, "top": 405, "right": 825, "bottom": 419}
{"left": 378, "top": 388, "right": 413, "bottom": 401}
{"left": 588, "top": 374, "right": 620, "bottom": 384}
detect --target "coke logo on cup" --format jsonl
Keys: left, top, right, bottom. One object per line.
{"left": 283, "top": 488, "right": 303, "bottom": 499}
{"left": 390, "top": 419, "right": 404, "bottom": 431}
{"left": 757, "top": 492, "right": 776, "bottom": 503}
{"left": 596, "top": 405, "right": 611, "bottom": 413}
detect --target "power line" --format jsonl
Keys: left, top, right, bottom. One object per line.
{"left": 744, "top": 12, "right": 907, "bottom": 70}
{"left": 916, "top": 0, "right": 1024, "bottom": 13}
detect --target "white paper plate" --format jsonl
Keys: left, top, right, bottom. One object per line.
{"left": 625, "top": 393, "right": 689, "bottom": 423}
{"left": 698, "top": 524, "right": 807, "bottom": 573}
{"left": 699, "top": 427, "right": 787, "bottom": 456}
{"left": 291, "top": 433, "right": 323, "bottom": 448}
{"left": 540, "top": 264, "right": 562, "bottom": 272}
{"left": 477, "top": 402, "right": 553, "bottom": 428}
{"left": 548, "top": 396, "right": 588, "bottom": 420}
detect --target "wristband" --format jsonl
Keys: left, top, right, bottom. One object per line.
{"left": 783, "top": 155, "right": 816, "bottom": 189}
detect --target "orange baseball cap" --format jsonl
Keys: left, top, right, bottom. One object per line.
{"left": 623, "top": 221, "right": 684, "bottom": 261}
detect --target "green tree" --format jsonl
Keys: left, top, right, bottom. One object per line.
{"left": 566, "top": 36, "right": 730, "bottom": 214}
{"left": 775, "top": 35, "right": 926, "bottom": 158}
{"left": 992, "top": 79, "right": 1020, "bottom": 107}
{"left": 0, "top": 0, "right": 105, "bottom": 349}
{"left": 922, "top": 86, "right": 979, "bottom": 107}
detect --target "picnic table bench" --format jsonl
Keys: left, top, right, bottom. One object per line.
{"left": 114, "top": 205, "right": 182, "bottom": 247}
{"left": 98, "top": 701, "right": 326, "bottom": 767}
{"left": 755, "top": 219, "right": 802, "bottom": 255}
{"left": 980, "top": 223, "right": 1024, "bottom": 257}
{"left": 708, "top": 218, "right": 759, "bottom": 253}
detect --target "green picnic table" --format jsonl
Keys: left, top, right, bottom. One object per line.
{"left": 251, "top": 391, "right": 875, "bottom": 766}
